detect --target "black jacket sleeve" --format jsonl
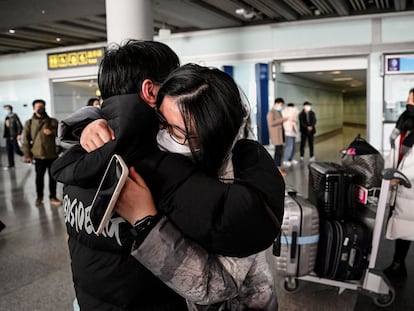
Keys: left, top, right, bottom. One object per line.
{"left": 138, "top": 139, "right": 285, "bottom": 257}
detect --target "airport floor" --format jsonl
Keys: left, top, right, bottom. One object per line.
{"left": 0, "top": 126, "right": 413, "bottom": 311}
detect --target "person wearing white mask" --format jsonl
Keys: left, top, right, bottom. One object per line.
{"left": 3, "top": 104, "right": 23, "bottom": 169}
{"left": 115, "top": 64, "right": 281, "bottom": 310}
{"left": 266, "top": 97, "right": 285, "bottom": 167}
{"left": 299, "top": 101, "right": 317, "bottom": 161}
{"left": 52, "top": 41, "right": 284, "bottom": 310}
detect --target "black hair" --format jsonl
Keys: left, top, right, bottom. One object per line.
{"left": 287, "top": 103, "right": 295, "bottom": 107}
{"left": 3, "top": 104, "right": 12, "bottom": 110}
{"left": 156, "top": 63, "right": 248, "bottom": 177}
{"left": 303, "top": 101, "right": 312, "bottom": 106}
{"left": 274, "top": 97, "right": 284, "bottom": 104}
{"left": 86, "top": 97, "right": 99, "bottom": 106}
{"left": 98, "top": 40, "right": 180, "bottom": 100}
{"left": 32, "top": 99, "right": 46, "bottom": 107}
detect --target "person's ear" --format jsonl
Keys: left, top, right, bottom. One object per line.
{"left": 141, "top": 79, "right": 160, "bottom": 107}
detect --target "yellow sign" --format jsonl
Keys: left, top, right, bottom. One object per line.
{"left": 47, "top": 47, "right": 105, "bottom": 70}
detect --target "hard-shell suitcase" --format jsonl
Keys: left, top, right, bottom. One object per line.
{"left": 315, "top": 219, "right": 372, "bottom": 280}
{"left": 308, "top": 162, "right": 355, "bottom": 219}
{"left": 274, "top": 192, "right": 319, "bottom": 277}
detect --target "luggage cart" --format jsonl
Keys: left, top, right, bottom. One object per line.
{"left": 283, "top": 168, "right": 411, "bottom": 308}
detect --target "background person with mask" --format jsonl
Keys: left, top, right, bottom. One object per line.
{"left": 3, "top": 104, "right": 24, "bottom": 169}
{"left": 266, "top": 97, "right": 285, "bottom": 167}
{"left": 22, "top": 99, "right": 61, "bottom": 207}
{"left": 299, "top": 101, "right": 317, "bottom": 161}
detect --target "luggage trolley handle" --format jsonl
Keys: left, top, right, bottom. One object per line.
{"left": 369, "top": 168, "right": 411, "bottom": 269}
{"left": 383, "top": 168, "right": 411, "bottom": 188}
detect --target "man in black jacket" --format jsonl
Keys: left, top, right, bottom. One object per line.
{"left": 3, "top": 104, "right": 23, "bottom": 169}
{"left": 299, "top": 101, "right": 317, "bottom": 161}
{"left": 52, "top": 40, "right": 284, "bottom": 310}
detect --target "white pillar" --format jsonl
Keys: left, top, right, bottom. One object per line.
{"left": 105, "top": 0, "right": 153, "bottom": 44}
{"left": 366, "top": 52, "right": 384, "bottom": 151}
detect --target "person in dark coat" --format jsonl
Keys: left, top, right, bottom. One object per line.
{"left": 3, "top": 104, "right": 23, "bottom": 169}
{"left": 299, "top": 101, "right": 317, "bottom": 161}
{"left": 52, "top": 40, "right": 284, "bottom": 310}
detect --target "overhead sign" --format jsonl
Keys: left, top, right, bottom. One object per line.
{"left": 47, "top": 47, "right": 105, "bottom": 70}
{"left": 385, "top": 54, "right": 414, "bottom": 74}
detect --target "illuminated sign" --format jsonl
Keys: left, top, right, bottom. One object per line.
{"left": 385, "top": 54, "right": 414, "bottom": 74}
{"left": 47, "top": 47, "right": 105, "bottom": 70}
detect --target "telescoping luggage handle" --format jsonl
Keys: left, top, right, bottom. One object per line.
{"left": 369, "top": 168, "right": 411, "bottom": 270}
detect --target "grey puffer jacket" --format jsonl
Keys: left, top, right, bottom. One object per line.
{"left": 132, "top": 217, "right": 277, "bottom": 311}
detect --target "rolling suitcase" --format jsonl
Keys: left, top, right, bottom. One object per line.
{"left": 315, "top": 219, "right": 372, "bottom": 280}
{"left": 308, "top": 162, "right": 355, "bottom": 219}
{"left": 274, "top": 192, "right": 319, "bottom": 277}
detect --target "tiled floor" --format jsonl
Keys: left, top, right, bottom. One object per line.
{"left": 0, "top": 126, "right": 413, "bottom": 310}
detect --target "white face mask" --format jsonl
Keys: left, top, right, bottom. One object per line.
{"left": 305, "top": 106, "right": 311, "bottom": 112}
{"left": 156, "top": 129, "right": 194, "bottom": 158}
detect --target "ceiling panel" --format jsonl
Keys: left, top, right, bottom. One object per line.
{"left": 0, "top": 0, "right": 413, "bottom": 56}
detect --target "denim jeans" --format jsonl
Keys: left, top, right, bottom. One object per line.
{"left": 284, "top": 136, "right": 296, "bottom": 161}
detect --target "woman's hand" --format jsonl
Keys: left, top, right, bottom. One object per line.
{"left": 390, "top": 178, "right": 401, "bottom": 186}
{"left": 116, "top": 167, "right": 157, "bottom": 225}
{"left": 80, "top": 119, "right": 115, "bottom": 152}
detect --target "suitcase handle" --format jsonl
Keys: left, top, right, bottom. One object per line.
{"left": 290, "top": 231, "right": 297, "bottom": 259}
{"left": 272, "top": 239, "right": 281, "bottom": 257}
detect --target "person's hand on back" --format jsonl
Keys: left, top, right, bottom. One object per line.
{"left": 80, "top": 119, "right": 115, "bottom": 152}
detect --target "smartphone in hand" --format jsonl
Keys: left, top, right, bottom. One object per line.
{"left": 90, "top": 154, "right": 128, "bottom": 235}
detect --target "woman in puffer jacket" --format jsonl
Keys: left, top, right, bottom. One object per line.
{"left": 115, "top": 64, "right": 282, "bottom": 310}
{"left": 385, "top": 87, "right": 414, "bottom": 278}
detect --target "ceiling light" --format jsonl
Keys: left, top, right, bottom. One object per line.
{"left": 331, "top": 70, "right": 341, "bottom": 75}
{"left": 235, "top": 8, "right": 256, "bottom": 20}
{"left": 9, "top": 29, "right": 15, "bottom": 34}
{"left": 158, "top": 28, "right": 171, "bottom": 38}
{"left": 333, "top": 77, "right": 353, "bottom": 81}
{"left": 56, "top": 37, "right": 61, "bottom": 42}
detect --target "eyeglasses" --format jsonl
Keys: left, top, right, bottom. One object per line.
{"left": 155, "top": 109, "right": 198, "bottom": 145}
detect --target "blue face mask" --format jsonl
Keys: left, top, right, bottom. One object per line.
{"left": 4, "top": 109, "right": 11, "bottom": 115}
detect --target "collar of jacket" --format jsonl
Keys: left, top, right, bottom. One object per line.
{"left": 100, "top": 93, "right": 159, "bottom": 166}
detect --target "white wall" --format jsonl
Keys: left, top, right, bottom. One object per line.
{"left": 343, "top": 91, "right": 366, "bottom": 126}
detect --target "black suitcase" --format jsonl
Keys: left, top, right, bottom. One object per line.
{"left": 315, "top": 219, "right": 371, "bottom": 280}
{"left": 308, "top": 162, "right": 355, "bottom": 219}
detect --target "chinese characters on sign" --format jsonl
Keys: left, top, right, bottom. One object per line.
{"left": 47, "top": 47, "right": 105, "bottom": 70}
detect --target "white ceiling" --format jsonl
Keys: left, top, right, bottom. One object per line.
{"left": 2, "top": 0, "right": 410, "bottom": 92}
{"left": 1, "top": 0, "right": 413, "bottom": 56}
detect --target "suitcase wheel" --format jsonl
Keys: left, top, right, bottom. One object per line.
{"left": 373, "top": 287, "right": 395, "bottom": 308}
{"left": 283, "top": 277, "right": 299, "bottom": 293}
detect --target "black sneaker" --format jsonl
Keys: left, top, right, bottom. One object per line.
{"left": 384, "top": 261, "right": 407, "bottom": 278}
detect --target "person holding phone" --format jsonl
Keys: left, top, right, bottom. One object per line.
{"left": 52, "top": 41, "right": 284, "bottom": 310}
{"left": 115, "top": 64, "right": 279, "bottom": 310}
